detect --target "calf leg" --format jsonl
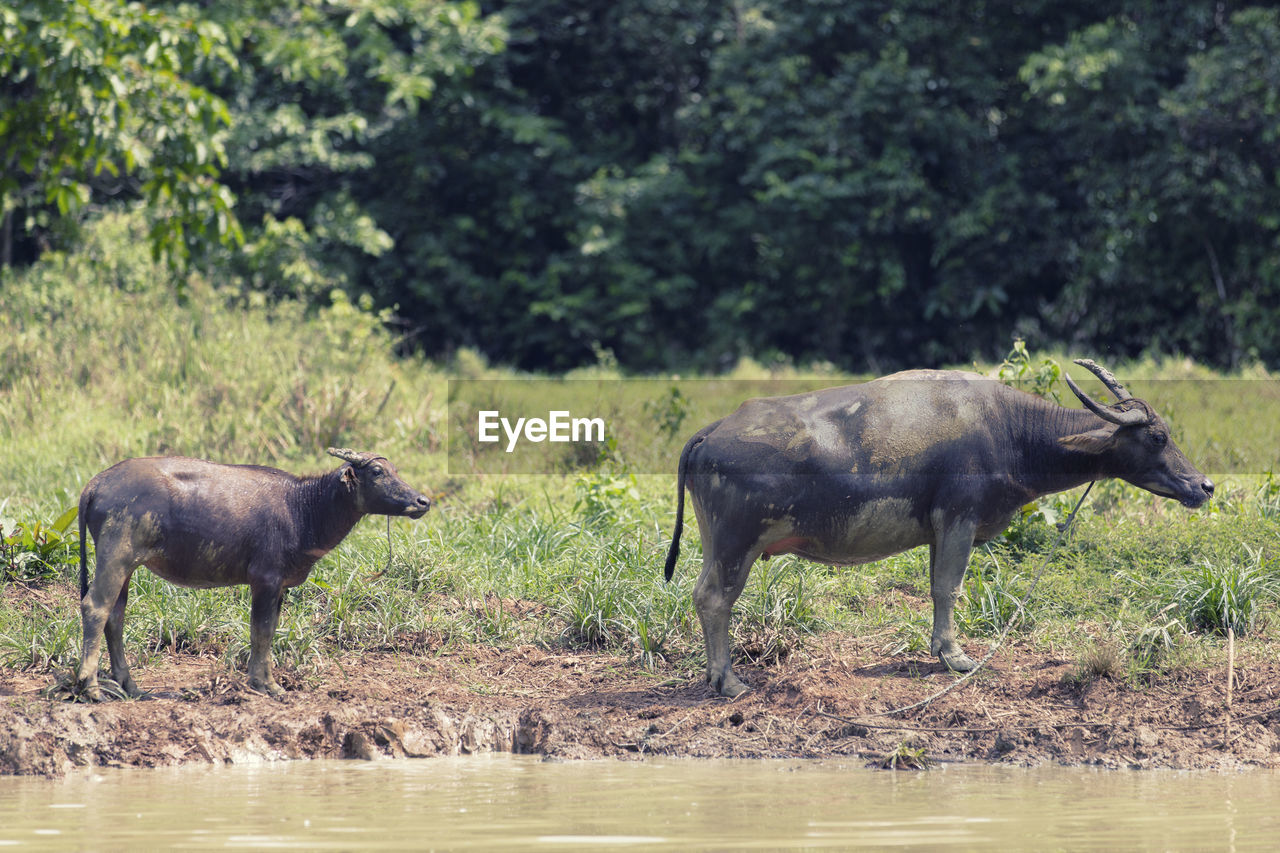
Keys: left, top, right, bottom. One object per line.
{"left": 928, "top": 519, "right": 978, "bottom": 672}
{"left": 76, "top": 530, "right": 137, "bottom": 701}
{"left": 247, "top": 582, "right": 286, "bottom": 696}
{"left": 692, "top": 532, "right": 761, "bottom": 698}
{"left": 103, "top": 573, "right": 142, "bottom": 697}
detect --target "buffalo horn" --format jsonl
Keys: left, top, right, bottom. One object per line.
{"left": 1073, "top": 358, "right": 1133, "bottom": 402}
{"left": 326, "top": 447, "right": 376, "bottom": 467}
{"left": 1064, "top": 368, "right": 1149, "bottom": 427}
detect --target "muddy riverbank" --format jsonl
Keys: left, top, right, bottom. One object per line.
{"left": 3, "top": 636, "right": 1278, "bottom": 777}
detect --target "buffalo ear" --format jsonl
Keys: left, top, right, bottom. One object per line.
{"left": 341, "top": 465, "right": 358, "bottom": 489}
{"left": 1058, "top": 427, "right": 1116, "bottom": 455}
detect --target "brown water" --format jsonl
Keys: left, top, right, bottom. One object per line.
{"left": 1, "top": 756, "right": 1276, "bottom": 850}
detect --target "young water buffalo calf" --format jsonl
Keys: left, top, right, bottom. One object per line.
{"left": 76, "top": 447, "right": 430, "bottom": 699}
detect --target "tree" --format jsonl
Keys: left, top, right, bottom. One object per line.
{"left": 8, "top": 1, "right": 1279, "bottom": 371}
{"left": 1159, "top": 7, "right": 1280, "bottom": 366}
{"left": 195, "top": 0, "right": 506, "bottom": 300}
{"left": 0, "top": 0, "right": 240, "bottom": 266}
{"left": 354, "top": 0, "right": 723, "bottom": 369}
{"left": 575, "top": 1, "right": 1113, "bottom": 369}
{"left": 1021, "top": 4, "right": 1280, "bottom": 367}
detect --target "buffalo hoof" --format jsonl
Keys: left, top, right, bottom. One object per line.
{"left": 77, "top": 682, "right": 103, "bottom": 703}
{"left": 249, "top": 677, "right": 286, "bottom": 697}
{"left": 939, "top": 650, "right": 978, "bottom": 673}
{"left": 71, "top": 676, "right": 138, "bottom": 702}
{"left": 711, "top": 671, "right": 751, "bottom": 698}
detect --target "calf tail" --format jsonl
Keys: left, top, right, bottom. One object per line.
{"left": 663, "top": 423, "right": 715, "bottom": 582}
{"left": 78, "top": 486, "right": 93, "bottom": 600}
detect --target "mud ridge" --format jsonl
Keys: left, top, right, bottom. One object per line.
{"left": 2, "top": 640, "right": 1278, "bottom": 777}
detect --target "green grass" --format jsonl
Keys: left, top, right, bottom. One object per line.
{"left": 3, "top": 210, "right": 1280, "bottom": 692}
{"left": 1163, "top": 546, "right": 1280, "bottom": 637}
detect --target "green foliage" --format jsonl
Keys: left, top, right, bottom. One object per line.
{"left": 644, "top": 386, "right": 691, "bottom": 439}
{"left": 202, "top": 0, "right": 506, "bottom": 299}
{"left": 1, "top": 505, "right": 79, "bottom": 583}
{"left": 1127, "top": 620, "right": 1190, "bottom": 676}
{"left": 996, "top": 340, "right": 1063, "bottom": 403}
{"left": 633, "top": 604, "right": 670, "bottom": 670}
{"left": 994, "top": 340, "right": 1077, "bottom": 549}
{"left": 1258, "top": 470, "right": 1280, "bottom": 520}
{"left": 1067, "top": 619, "right": 1191, "bottom": 685}
{"left": 145, "top": 584, "right": 235, "bottom": 657}
{"left": 1069, "top": 640, "right": 1125, "bottom": 685}
{"left": 998, "top": 492, "right": 1081, "bottom": 552}
{"left": 573, "top": 465, "right": 641, "bottom": 528}
{"left": 878, "top": 740, "right": 933, "bottom": 771}
{"left": 734, "top": 558, "right": 825, "bottom": 665}
{"left": 8, "top": 1, "right": 1280, "bottom": 371}
{"left": 560, "top": 568, "right": 629, "bottom": 648}
{"left": 884, "top": 630, "right": 927, "bottom": 661}
{"left": 958, "top": 561, "right": 1028, "bottom": 636}
{"left": 0, "top": 210, "right": 430, "bottom": 485}
{"left": 0, "top": 0, "right": 241, "bottom": 264}
{"left": 0, "top": 604, "right": 79, "bottom": 670}
{"left": 1165, "top": 548, "right": 1279, "bottom": 638}
{"left": 1020, "top": 6, "right": 1280, "bottom": 369}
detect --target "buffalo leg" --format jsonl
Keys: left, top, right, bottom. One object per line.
{"left": 928, "top": 518, "right": 978, "bottom": 672}
{"left": 103, "top": 572, "right": 141, "bottom": 697}
{"left": 247, "top": 582, "right": 285, "bottom": 696}
{"left": 692, "top": 528, "right": 761, "bottom": 698}
{"left": 76, "top": 528, "right": 136, "bottom": 701}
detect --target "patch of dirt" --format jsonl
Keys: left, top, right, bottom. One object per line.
{"left": 2, "top": 636, "right": 1278, "bottom": 777}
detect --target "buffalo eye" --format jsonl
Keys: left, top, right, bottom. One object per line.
{"left": 371, "top": 464, "right": 385, "bottom": 476}
{"left": 1151, "top": 431, "right": 1168, "bottom": 448}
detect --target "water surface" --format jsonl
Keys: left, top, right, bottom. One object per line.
{"left": 2, "top": 756, "right": 1275, "bottom": 850}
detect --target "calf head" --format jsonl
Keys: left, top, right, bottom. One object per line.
{"left": 1060, "top": 360, "right": 1214, "bottom": 508}
{"left": 327, "top": 447, "right": 431, "bottom": 517}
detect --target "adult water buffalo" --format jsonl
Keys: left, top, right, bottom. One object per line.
{"left": 76, "top": 448, "right": 430, "bottom": 699}
{"left": 664, "top": 360, "right": 1213, "bottom": 697}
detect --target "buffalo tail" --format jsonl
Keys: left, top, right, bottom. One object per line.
{"left": 663, "top": 423, "right": 715, "bottom": 582}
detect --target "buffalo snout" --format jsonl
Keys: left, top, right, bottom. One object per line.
{"left": 406, "top": 494, "right": 432, "bottom": 518}
{"left": 1184, "top": 477, "right": 1214, "bottom": 508}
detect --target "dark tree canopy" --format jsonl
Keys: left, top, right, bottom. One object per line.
{"left": 4, "top": 1, "right": 1278, "bottom": 371}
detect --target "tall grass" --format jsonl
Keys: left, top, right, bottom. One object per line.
{"left": 1165, "top": 547, "right": 1279, "bottom": 637}
{"left": 0, "top": 211, "right": 444, "bottom": 518}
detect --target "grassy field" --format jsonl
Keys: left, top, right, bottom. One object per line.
{"left": 3, "top": 211, "right": 1280, "bottom": 693}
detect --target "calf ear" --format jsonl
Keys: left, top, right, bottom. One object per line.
{"left": 1058, "top": 427, "right": 1116, "bottom": 455}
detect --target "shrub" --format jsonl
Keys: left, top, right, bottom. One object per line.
{"left": 1, "top": 505, "right": 79, "bottom": 583}
{"left": 1070, "top": 640, "right": 1125, "bottom": 684}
